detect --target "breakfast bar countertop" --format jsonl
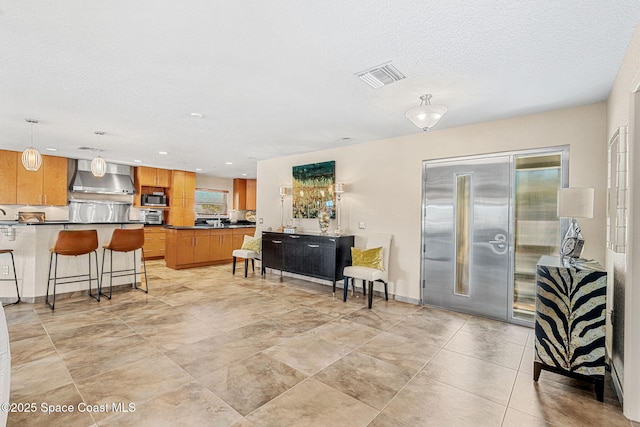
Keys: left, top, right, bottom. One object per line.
{"left": 164, "top": 224, "right": 256, "bottom": 230}
{"left": 0, "top": 220, "right": 145, "bottom": 226}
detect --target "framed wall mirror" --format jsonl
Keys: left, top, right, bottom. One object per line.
{"left": 607, "top": 126, "right": 628, "bottom": 253}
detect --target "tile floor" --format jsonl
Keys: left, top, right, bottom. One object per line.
{"left": 3, "top": 261, "right": 635, "bottom": 426}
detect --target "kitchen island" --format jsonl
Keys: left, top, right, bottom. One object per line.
{"left": 164, "top": 225, "right": 255, "bottom": 269}
{"left": 0, "top": 221, "right": 144, "bottom": 303}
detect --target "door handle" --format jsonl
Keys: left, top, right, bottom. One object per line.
{"left": 488, "top": 234, "right": 507, "bottom": 250}
{"left": 307, "top": 244, "right": 320, "bottom": 248}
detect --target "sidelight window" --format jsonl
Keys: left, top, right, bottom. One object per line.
{"left": 454, "top": 174, "right": 471, "bottom": 296}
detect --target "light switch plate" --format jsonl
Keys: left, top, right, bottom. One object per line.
{"left": 259, "top": 218, "right": 264, "bottom": 224}
{"left": 358, "top": 221, "right": 366, "bottom": 229}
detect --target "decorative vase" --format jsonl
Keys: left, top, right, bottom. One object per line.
{"left": 318, "top": 208, "right": 330, "bottom": 235}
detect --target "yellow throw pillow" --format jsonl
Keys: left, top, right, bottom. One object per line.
{"left": 351, "top": 247, "right": 384, "bottom": 270}
{"left": 241, "top": 235, "right": 261, "bottom": 252}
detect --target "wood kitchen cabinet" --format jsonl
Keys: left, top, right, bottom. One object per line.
{"left": 134, "top": 166, "right": 172, "bottom": 207}
{"left": 167, "top": 229, "right": 210, "bottom": 267}
{"left": 246, "top": 179, "right": 256, "bottom": 210}
{"left": 16, "top": 154, "right": 67, "bottom": 206}
{"left": 143, "top": 227, "right": 166, "bottom": 259}
{"left": 0, "top": 150, "right": 18, "bottom": 204}
{"left": 136, "top": 166, "right": 171, "bottom": 188}
{"left": 233, "top": 178, "right": 256, "bottom": 210}
{"left": 210, "top": 229, "right": 233, "bottom": 261}
{"left": 165, "top": 227, "right": 255, "bottom": 269}
{"left": 167, "top": 170, "right": 196, "bottom": 226}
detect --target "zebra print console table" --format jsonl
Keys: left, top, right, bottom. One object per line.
{"left": 533, "top": 255, "right": 607, "bottom": 401}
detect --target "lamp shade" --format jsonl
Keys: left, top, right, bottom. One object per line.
{"left": 21, "top": 147, "right": 42, "bottom": 171}
{"left": 91, "top": 155, "right": 107, "bottom": 177}
{"left": 557, "top": 188, "right": 594, "bottom": 218}
{"left": 405, "top": 94, "right": 447, "bottom": 131}
{"left": 279, "top": 186, "right": 291, "bottom": 197}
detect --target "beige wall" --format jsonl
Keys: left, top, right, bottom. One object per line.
{"left": 606, "top": 20, "right": 640, "bottom": 422}
{"left": 257, "top": 102, "right": 607, "bottom": 302}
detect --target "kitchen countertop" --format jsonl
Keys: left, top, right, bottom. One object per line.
{"left": 0, "top": 220, "right": 145, "bottom": 226}
{"left": 164, "top": 224, "right": 256, "bottom": 230}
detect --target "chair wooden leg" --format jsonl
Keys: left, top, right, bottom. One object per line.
{"left": 368, "top": 281, "right": 374, "bottom": 309}
{"left": 232, "top": 257, "right": 237, "bottom": 275}
{"left": 384, "top": 281, "right": 388, "bottom": 301}
{"left": 362, "top": 279, "right": 366, "bottom": 296}
{"left": 244, "top": 258, "right": 249, "bottom": 277}
{"left": 251, "top": 258, "right": 255, "bottom": 272}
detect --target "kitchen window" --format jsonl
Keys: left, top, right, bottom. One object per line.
{"left": 194, "top": 189, "right": 228, "bottom": 215}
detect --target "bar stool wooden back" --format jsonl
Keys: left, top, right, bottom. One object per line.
{"left": 46, "top": 229, "right": 99, "bottom": 310}
{"left": 100, "top": 228, "right": 148, "bottom": 300}
{"left": 0, "top": 249, "right": 20, "bottom": 306}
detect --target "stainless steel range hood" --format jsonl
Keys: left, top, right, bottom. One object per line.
{"left": 70, "top": 159, "right": 136, "bottom": 195}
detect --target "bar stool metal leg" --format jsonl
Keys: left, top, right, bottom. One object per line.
{"left": 1, "top": 250, "right": 20, "bottom": 307}
{"left": 88, "top": 250, "right": 99, "bottom": 302}
{"left": 134, "top": 249, "right": 148, "bottom": 293}
{"left": 46, "top": 253, "right": 58, "bottom": 310}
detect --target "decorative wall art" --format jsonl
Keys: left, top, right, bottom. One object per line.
{"left": 292, "top": 161, "right": 336, "bottom": 219}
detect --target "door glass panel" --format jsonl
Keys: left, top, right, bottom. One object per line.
{"left": 455, "top": 174, "right": 471, "bottom": 296}
{"left": 513, "top": 153, "right": 562, "bottom": 322}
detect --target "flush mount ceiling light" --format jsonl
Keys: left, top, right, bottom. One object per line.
{"left": 22, "top": 118, "right": 43, "bottom": 171}
{"left": 91, "top": 131, "right": 107, "bottom": 177}
{"left": 405, "top": 94, "right": 448, "bottom": 131}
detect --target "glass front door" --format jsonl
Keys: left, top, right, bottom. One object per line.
{"left": 422, "top": 148, "right": 567, "bottom": 325}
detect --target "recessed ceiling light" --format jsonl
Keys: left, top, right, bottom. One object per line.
{"left": 241, "top": 173, "right": 247, "bottom": 176}
{"left": 225, "top": 161, "right": 233, "bottom": 165}
{"left": 133, "top": 160, "right": 143, "bottom": 163}
{"left": 195, "top": 168, "right": 202, "bottom": 171}
{"left": 45, "top": 147, "right": 58, "bottom": 152}
{"left": 190, "top": 112, "right": 203, "bottom": 118}
{"left": 159, "top": 151, "right": 168, "bottom": 155}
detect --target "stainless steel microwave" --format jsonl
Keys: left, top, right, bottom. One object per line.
{"left": 140, "top": 209, "right": 164, "bottom": 225}
{"left": 141, "top": 193, "right": 167, "bottom": 206}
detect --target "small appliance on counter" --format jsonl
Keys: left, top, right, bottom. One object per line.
{"left": 141, "top": 193, "right": 168, "bottom": 207}
{"left": 140, "top": 209, "right": 164, "bottom": 225}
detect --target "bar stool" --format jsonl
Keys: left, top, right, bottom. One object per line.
{"left": 0, "top": 250, "right": 20, "bottom": 306}
{"left": 100, "top": 228, "right": 148, "bottom": 300}
{"left": 46, "top": 230, "right": 99, "bottom": 310}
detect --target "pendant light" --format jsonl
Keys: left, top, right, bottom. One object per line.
{"left": 91, "top": 131, "right": 107, "bottom": 177}
{"left": 405, "top": 94, "right": 448, "bottom": 131}
{"left": 22, "top": 118, "right": 43, "bottom": 171}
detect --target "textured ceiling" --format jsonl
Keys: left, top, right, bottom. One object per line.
{"left": 1, "top": 1, "right": 639, "bottom": 178}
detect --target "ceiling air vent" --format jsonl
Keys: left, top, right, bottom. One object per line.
{"left": 356, "top": 61, "right": 406, "bottom": 89}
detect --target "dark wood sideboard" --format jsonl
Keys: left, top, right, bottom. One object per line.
{"left": 262, "top": 232, "right": 354, "bottom": 292}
